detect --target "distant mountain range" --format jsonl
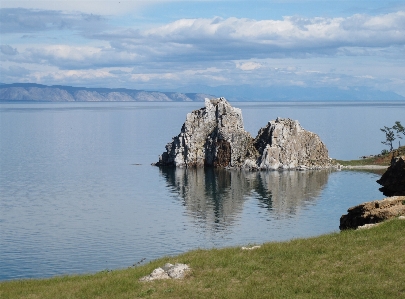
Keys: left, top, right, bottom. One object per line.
{"left": 0, "top": 83, "right": 213, "bottom": 102}
{"left": 173, "top": 84, "right": 405, "bottom": 102}
{"left": 0, "top": 83, "right": 404, "bottom": 102}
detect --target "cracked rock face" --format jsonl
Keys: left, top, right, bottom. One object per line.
{"left": 254, "top": 118, "right": 331, "bottom": 170}
{"left": 154, "top": 97, "right": 331, "bottom": 170}
{"left": 339, "top": 196, "right": 405, "bottom": 230}
{"left": 155, "top": 97, "right": 258, "bottom": 168}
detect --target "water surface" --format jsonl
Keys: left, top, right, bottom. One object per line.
{"left": 1, "top": 101, "right": 403, "bottom": 280}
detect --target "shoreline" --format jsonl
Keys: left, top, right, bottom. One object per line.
{"left": 340, "top": 165, "right": 388, "bottom": 170}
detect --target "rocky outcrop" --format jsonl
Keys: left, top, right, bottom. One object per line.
{"left": 377, "top": 156, "right": 405, "bottom": 196}
{"left": 339, "top": 196, "right": 405, "bottom": 230}
{"left": 254, "top": 118, "right": 331, "bottom": 170}
{"left": 155, "top": 97, "right": 332, "bottom": 170}
{"left": 155, "top": 97, "right": 258, "bottom": 168}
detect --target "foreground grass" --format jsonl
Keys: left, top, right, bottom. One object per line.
{"left": 1, "top": 219, "right": 405, "bottom": 299}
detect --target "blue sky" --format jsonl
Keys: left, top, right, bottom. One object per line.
{"left": 1, "top": 0, "right": 405, "bottom": 96}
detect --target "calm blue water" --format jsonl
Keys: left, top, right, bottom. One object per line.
{"left": 0, "top": 101, "right": 404, "bottom": 281}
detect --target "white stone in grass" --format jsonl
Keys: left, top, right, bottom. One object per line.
{"left": 357, "top": 223, "right": 379, "bottom": 230}
{"left": 139, "top": 267, "right": 170, "bottom": 281}
{"left": 167, "top": 263, "right": 190, "bottom": 279}
{"left": 139, "top": 263, "right": 190, "bottom": 281}
{"left": 241, "top": 245, "right": 261, "bottom": 250}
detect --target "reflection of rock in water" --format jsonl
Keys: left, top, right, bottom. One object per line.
{"left": 253, "top": 170, "right": 331, "bottom": 215}
{"left": 159, "top": 167, "right": 253, "bottom": 228}
{"left": 159, "top": 168, "right": 331, "bottom": 228}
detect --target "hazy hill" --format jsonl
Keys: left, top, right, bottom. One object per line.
{"left": 1, "top": 83, "right": 404, "bottom": 102}
{"left": 174, "top": 84, "right": 405, "bottom": 102}
{"left": 0, "top": 83, "right": 213, "bottom": 102}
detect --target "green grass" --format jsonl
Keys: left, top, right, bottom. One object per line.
{"left": 335, "top": 157, "right": 389, "bottom": 166}
{"left": 2, "top": 219, "right": 405, "bottom": 298}
{"left": 335, "top": 145, "right": 405, "bottom": 167}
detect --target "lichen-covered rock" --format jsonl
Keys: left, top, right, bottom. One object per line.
{"left": 254, "top": 118, "right": 331, "bottom": 170}
{"left": 377, "top": 156, "right": 405, "bottom": 196}
{"left": 154, "top": 98, "right": 332, "bottom": 170}
{"left": 155, "top": 97, "right": 258, "bottom": 168}
{"left": 339, "top": 196, "right": 405, "bottom": 230}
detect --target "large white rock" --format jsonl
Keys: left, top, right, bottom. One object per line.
{"left": 254, "top": 118, "right": 331, "bottom": 170}
{"left": 156, "top": 97, "right": 258, "bottom": 168}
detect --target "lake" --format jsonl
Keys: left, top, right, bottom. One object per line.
{"left": 0, "top": 101, "right": 404, "bottom": 281}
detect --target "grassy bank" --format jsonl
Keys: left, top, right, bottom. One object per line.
{"left": 1, "top": 219, "right": 405, "bottom": 299}
{"left": 335, "top": 146, "right": 405, "bottom": 167}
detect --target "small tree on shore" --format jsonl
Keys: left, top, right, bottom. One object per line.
{"left": 393, "top": 121, "right": 404, "bottom": 148}
{"left": 380, "top": 126, "right": 395, "bottom": 151}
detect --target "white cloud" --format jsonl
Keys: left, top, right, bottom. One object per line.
{"left": 36, "top": 45, "right": 103, "bottom": 61}
{"left": 0, "top": 1, "right": 150, "bottom": 15}
{"left": 3, "top": 9, "right": 405, "bottom": 65}
{"left": 236, "top": 62, "right": 262, "bottom": 71}
{"left": 88, "top": 12, "right": 405, "bottom": 66}
{"left": 0, "top": 65, "right": 30, "bottom": 77}
{"left": 4, "top": 44, "right": 144, "bottom": 69}
{"left": 50, "top": 69, "right": 114, "bottom": 80}
{"left": 0, "top": 8, "right": 108, "bottom": 34}
{"left": 140, "top": 12, "right": 405, "bottom": 49}
{"left": 1, "top": 6, "right": 405, "bottom": 96}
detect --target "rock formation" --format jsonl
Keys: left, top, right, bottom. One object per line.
{"left": 155, "top": 97, "right": 258, "bottom": 168}
{"left": 339, "top": 196, "right": 405, "bottom": 230}
{"left": 154, "top": 97, "right": 332, "bottom": 170}
{"left": 377, "top": 155, "right": 405, "bottom": 196}
{"left": 254, "top": 118, "right": 331, "bottom": 170}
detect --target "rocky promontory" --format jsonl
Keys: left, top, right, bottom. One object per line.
{"left": 154, "top": 97, "right": 333, "bottom": 170}
{"left": 340, "top": 196, "right": 405, "bottom": 230}
{"left": 338, "top": 151, "right": 405, "bottom": 230}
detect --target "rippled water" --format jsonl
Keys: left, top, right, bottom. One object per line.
{"left": 0, "top": 101, "right": 403, "bottom": 280}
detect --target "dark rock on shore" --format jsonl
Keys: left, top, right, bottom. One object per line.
{"left": 339, "top": 196, "right": 405, "bottom": 230}
{"left": 154, "top": 97, "right": 333, "bottom": 170}
{"left": 377, "top": 155, "right": 405, "bottom": 196}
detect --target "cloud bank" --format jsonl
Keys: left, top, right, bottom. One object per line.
{"left": 1, "top": 7, "right": 405, "bottom": 96}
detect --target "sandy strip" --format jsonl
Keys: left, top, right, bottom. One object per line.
{"left": 341, "top": 165, "right": 388, "bottom": 169}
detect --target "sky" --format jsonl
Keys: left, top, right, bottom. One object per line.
{"left": 1, "top": 0, "right": 405, "bottom": 96}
